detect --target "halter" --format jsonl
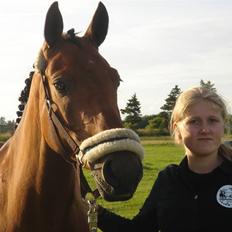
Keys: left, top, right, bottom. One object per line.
{"left": 43, "top": 74, "right": 101, "bottom": 201}
{"left": 41, "top": 74, "right": 80, "bottom": 163}
{"left": 36, "top": 46, "right": 98, "bottom": 199}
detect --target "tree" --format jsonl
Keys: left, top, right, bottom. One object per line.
{"left": 121, "top": 94, "right": 142, "bottom": 130}
{"left": 0, "top": 117, "right": 7, "bottom": 125}
{"left": 159, "top": 85, "right": 181, "bottom": 131}
{"left": 139, "top": 115, "right": 156, "bottom": 128}
{"left": 200, "top": 80, "right": 217, "bottom": 92}
{"left": 225, "top": 114, "right": 232, "bottom": 135}
{"left": 146, "top": 115, "right": 166, "bottom": 130}
{"left": 0, "top": 117, "right": 15, "bottom": 133}
{"left": 6, "top": 120, "right": 16, "bottom": 132}
{"left": 160, "top": 85, "right": 182, "bottom": 116}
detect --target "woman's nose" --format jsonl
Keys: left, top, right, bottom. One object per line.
{"left": 200, "top": 123, "right": 210, "bottom": 133}
{"left": 200, "top": 128, "right": 209, "bottom": 133}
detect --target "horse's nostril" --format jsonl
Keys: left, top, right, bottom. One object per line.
{"left": 102, "top": 152, "right": 143, "bottom": 191}
{"left": 103, "top": 158, "right": 120, "bottom": 188}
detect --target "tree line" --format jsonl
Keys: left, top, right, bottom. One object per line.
{"left": 0, "top": 117, "right": 15, "bottom": 133}
{"left": 121, "top": 80, "right": 232, "bottom": 136}
{"left": 1, "top": 80, "right": 231, "bottom": 137}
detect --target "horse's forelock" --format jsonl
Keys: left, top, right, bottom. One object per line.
{"left": 34, "top": 30, "right": 82, "bottom": 75}
{"left": 34, "top": 49, "right": 47, "bottom": 75}
{"left": 63, "top": 29, "right": 82, "bottom": 48}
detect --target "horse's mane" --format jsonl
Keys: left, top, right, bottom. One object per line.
{"left": 15, "top": 29, "right": 80, "bottom": 129}
{"left": 15, "top": 71, "right": 33, "bottom": 129}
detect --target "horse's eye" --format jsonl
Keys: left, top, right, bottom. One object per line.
{"left": 54, "top": 80, "right": 66, "bottom": 93}
{"left": 117, "top": 77, "right": 122, "bottom": 87}
{"left": 110, "top": 67, "right": 122, "bottom": 87}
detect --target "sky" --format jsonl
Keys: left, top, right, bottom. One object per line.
{"left": 0, "top": 0, "right": 232, "bottom": 120}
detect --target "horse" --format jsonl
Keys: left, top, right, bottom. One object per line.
{"left": 0, "top": 2, "right": 144, "bottom": 231}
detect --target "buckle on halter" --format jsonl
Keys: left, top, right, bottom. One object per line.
{"left": 46, "top": 99, "right": 52, "bottom": 110}
{"left": 76, "top": 152, "right": 85, "bottom": 166}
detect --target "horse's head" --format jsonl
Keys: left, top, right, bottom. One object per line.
{"left": 33, "top": 1, "right": 143, "bottom": 201}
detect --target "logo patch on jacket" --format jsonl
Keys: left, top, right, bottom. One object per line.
{"left": 216, "top": 185, "right": 232, "bottom": 208}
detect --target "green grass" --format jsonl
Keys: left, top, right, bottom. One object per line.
{"left": 83, "top": 138, "right": 184, "bottom": 231}
{"left": 0, "top": 132, "right": 11, "bottom": 143}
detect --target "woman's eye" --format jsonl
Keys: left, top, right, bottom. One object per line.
{"left": 187, "top": 119, "right": 200, "bottom": 126}
{"left": 54, "top": 80, "right": 66, "bottom": 92}
{"left": 189, "top": 119, "right": 197, "bottom": 124}
{"left": 209, "top": 118, "right": 219, "bottom": 123}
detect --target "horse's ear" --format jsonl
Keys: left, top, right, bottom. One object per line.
{"left": 84, "top": 2, "right": 109, "bottom": 47}
{"left": 44, "top": 1, "right": 63, "bottom": 47}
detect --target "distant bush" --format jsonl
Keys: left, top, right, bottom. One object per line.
{"left": 0, "top": 117, "right": 15, "bottom": 134}
{"left": 137, "top": 128, "right": 170, "bottom": 137}
{"left": 0, "top": 132, "right": 11, "bottom": 142}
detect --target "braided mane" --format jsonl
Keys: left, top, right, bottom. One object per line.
{"left": 15, "top": 71, "right": 33, "bottom": 129}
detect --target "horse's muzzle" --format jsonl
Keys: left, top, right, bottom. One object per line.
{"left": 77, "top": 128, "right": 144, "bottom": 201}
{"left": 93, "top": 151, "right": 143, "bottom": 201}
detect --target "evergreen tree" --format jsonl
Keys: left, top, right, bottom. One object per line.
{"left": 159, "top": 85, "right": 181, "bottom": 130}
{"left": 0, "top": 117, "right": 6, "bottom": 125}
{"left": 160, "top": 85, "right": 182, "bottom": 115}
{"left": 121, "top": 94, "right": 142, "bottom": 130}
{"left": 0, "top": 117, "right": 15, "bottom": 133}
{"left": 225, "top": 114, "right": 232, "bottom": 135}
{"left": 200, "top": 80, "right": 217, "bottom": 92}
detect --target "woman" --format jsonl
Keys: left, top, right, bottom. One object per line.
{"left": 97, "top": 87, "right": 232, "bottom": 232}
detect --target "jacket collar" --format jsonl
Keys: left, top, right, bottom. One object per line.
{"left": 179, "top": 154, "right": 232, "bottom": 175}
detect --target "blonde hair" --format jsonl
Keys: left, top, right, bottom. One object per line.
{"left": 170, "top": 86, "right": 232, "bottom": 159}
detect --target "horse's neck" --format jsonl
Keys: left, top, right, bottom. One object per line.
{"left": 1, "top": 79, "right": 88, "bottom": 231}
{"left": 8, "top": 78, "right": 43, "bottom": 177}
{"left": 3, "top": 97, "right": 42, "bottom": 216}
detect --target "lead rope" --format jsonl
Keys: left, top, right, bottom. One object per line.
{"left": 79, "top": 165, "right": 100, "bottom": 232}
{"left": 86, "top": 194, "right": 98, "bottom": 232}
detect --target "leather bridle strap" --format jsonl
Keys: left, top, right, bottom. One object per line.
{"left": 41, "top": 73, "right": 99, "bottom": 198}
{"left": 41, "top": 74, "right": 79, "bottom": 163}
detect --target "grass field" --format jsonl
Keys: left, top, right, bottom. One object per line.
{"left": 0, "top": 132, "right": 11, "bottom": 143}
{"left": 84, "top": 137, "right": 185, "bottom": 230}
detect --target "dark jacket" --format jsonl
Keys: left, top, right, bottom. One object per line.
{"left": 98, "top": 156, "right": 232, "bottom": 232}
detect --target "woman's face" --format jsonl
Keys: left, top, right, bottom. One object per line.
{"left": 176, "top": 100, "right": 224, "bottom": 158}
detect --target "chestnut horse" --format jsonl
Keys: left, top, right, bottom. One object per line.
{"left": 0, "top": 2, "right": 144, "bottom": 232}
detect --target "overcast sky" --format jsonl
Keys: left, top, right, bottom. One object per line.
{"left": 1, "top": 0, "right": 232, "bottom": 120}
